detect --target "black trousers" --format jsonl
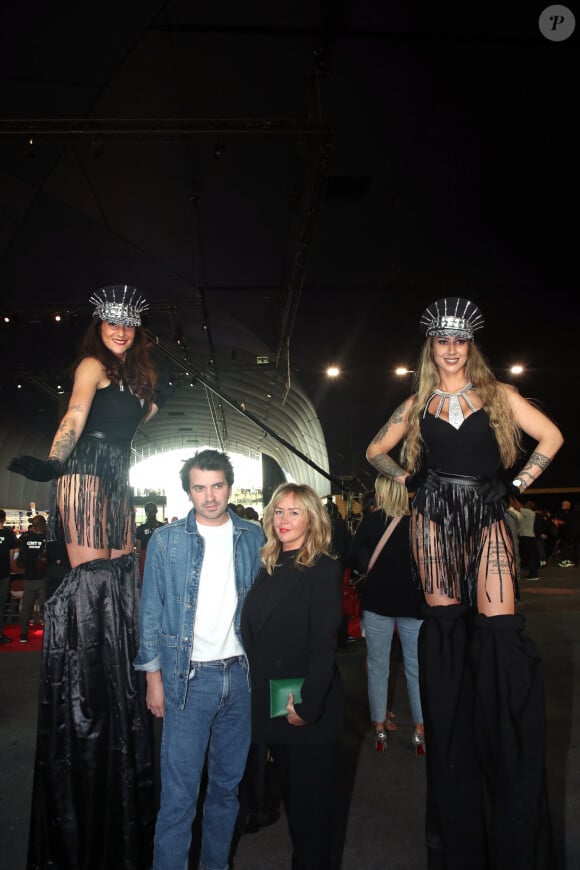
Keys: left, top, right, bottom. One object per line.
{"left": 519, "top": 536, "right": 540, "bottom": 577}
{"left": 269, "top": 741, "right": 338, "bottom": 870}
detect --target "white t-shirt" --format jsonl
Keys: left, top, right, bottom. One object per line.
{"left": 191, "top": 517, "right": 244, "bottom": 661}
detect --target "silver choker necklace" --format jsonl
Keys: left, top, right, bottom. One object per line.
{"left": 425, "top": 383, "right": 476, "bottom": 430}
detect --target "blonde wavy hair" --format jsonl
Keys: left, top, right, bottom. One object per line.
{"left": 400, "top": 338, "right": 523, "bottom": 472}
{"left": 261, "top": 483, "right": 333, "bottom": 575}
{"left": 375, "top": 475, "right": 410, "bottom": 518}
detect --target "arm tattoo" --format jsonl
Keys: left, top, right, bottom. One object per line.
{"left": 370, "top": 402, "right": 406, "bottom": 445}
{"left": 367, "top": 453, "right": 405, "bottom": 479}
{"left": 518, "top": 452, "right": 552, "bottom": 486}
{"left": 528, "top": 451, "right": 552, "bottom": 471}
{"left": 50, "top": 427, "right": 78, "bottom": 462}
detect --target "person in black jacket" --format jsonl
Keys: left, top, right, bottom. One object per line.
{"left": 18, "top": 514, "right": 48, "bottom": 642}
{"left": 241, "top": 483, "right": 344, "bottom": 870}
{"left": 347, "top": 476, "right": 425, "bottom": 754}
{"left": 325, "top": 500, "right": 352, "bottom": 569}
{"left": 0, "top": 509, "right": 18, "bottom": 644}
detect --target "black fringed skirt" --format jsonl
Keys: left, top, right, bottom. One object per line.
{"left": 410, "top": 472, "right": 518, "bottom": 607}
{"left": 51, "top": 432, "right": 135, "bottom": 550}
{"left": 27, "top": 554, "right": 155, "bottom": 870}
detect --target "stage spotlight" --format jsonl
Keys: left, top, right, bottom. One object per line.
{"left": 24, "top": 137, "right": 38, "bottom": 158}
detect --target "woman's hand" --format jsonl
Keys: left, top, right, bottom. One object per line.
{"left": 286, "top": 692, "right": 306, "bottom": 726}
{"left": 8, "top": 456, "right": 62, "bottom": 481}
{"left": 479, "top": 475, "right": 519, "bottom": 505}
{"left": 143, "top": 401, "right": 159, "bottom": 423}
{"left": 405, "top": 468, "right": 439, "bottom": 493}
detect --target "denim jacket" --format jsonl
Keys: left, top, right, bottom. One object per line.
{"left": 134, "top": 507, "right": 264, "bottom": 709}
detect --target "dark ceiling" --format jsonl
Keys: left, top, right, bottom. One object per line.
{"left": 0, "top": 2, "right": 577, "bottom": 497}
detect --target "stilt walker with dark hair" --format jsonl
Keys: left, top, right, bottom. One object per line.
{"left": 8, "top": 284, "right": 166, "bottom": 868}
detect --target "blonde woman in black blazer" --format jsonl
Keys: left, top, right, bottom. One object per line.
{"left": 241, "top": 483, "right": 344, "bottom": 870}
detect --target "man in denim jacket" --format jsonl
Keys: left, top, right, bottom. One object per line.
{"left": 134, "top": 450, "right": 264, "bottom": 870}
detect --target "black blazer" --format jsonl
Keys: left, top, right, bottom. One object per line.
{"left": 241, "top": 551, "right": 344, "bottom": 745}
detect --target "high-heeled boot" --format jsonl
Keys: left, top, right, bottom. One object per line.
{"left": 419, "top": 603, "right": 486, "bottom": 870}
{"left": 470, "top": 613, "right": 553, "bottom": 870}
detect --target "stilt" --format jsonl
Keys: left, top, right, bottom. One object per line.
{"left": 470, "top": 613, "right": 553, "bottom": 870}
{"left": 418, "top": 603, "right": 486, "bottom": 870}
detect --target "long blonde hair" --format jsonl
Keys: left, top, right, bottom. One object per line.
{"left": 375, "top": 476, "right": 410, "bottom": 518}
{"left": 261, "top": 483, "right": 333, "bottom": 575}
{"left": 400, "top": 338, "right": 522, "bottom": 472}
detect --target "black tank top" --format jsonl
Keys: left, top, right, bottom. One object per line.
{"left": 420, "top": 408, "right": 501, "bottom": 477}
{"left": 84, "top": 381, "right": 146, "bottom": 442}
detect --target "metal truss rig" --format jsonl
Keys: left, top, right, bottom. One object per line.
{"left": 145, "top": 329, "right": 347, "bottom": 494}
{"left": 0, "top": 118, "right": 333, "bottom": 143}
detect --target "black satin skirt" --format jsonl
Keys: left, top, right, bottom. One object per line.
{"left": 27, "top": 554, "right": 155, "bottom": 870}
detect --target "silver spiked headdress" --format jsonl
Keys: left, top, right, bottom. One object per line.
{"left": 419, "top": 297, "right": 484, "bottom": 341}
{"left": 89, "top": 284, "right": 148, "bottom": 327}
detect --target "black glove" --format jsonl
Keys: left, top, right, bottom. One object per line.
{"left": 479, "top": 476, "right": 519, "bottom": 505}
{"left": 405, "top": 469, "right": 439, "bottom": 493}
{"left": 7, "top": 456, "right": 63, "bottom": 482}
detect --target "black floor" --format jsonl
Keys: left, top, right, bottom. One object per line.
{"left": 2, "top": 564, "right": 579, "bottom": 870}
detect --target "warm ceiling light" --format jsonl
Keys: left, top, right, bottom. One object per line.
{"left": 326, "top": 366, "right": 340, "bottom": 378}
{"left": 395, "top": 367, "right": 413, "bottom": 376}
{"left": 510, "top": 364, "right": 524, "bottom": 375}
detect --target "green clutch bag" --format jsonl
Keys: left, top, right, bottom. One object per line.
{"left": 269, "top": 677, "right": 305, "bottom": 718}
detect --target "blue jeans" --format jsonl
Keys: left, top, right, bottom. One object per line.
{"left": 362, "top": 610, "right": 423, "bottom": 725}
{"left": 153, "top": 655, "right": 251, "bottom": 870}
